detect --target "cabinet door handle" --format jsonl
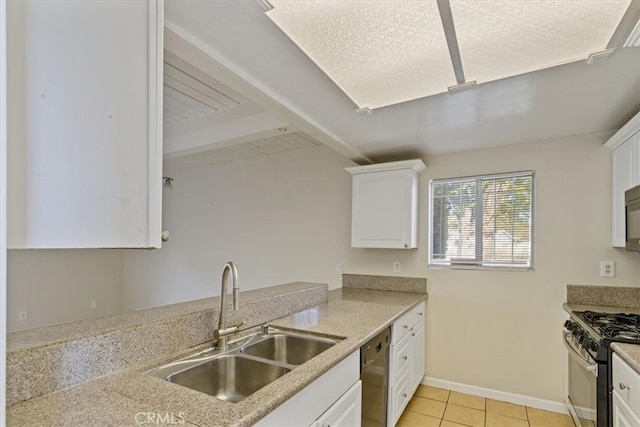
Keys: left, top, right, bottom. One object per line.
{"left": 403, "top": 325, "right": 409, "bottom": 329}
{"left": 402, "top": 393, "right": 408, "bottom": 398}
{"left": 620, "top": 382, "right": 631, "bottom": 390}
{"left": 418, "top": 312, "right": 423, "bottom": 316}
{"left": 411, "top": 332, "right": 416, "bottom": 337}
{"left": 402, "top": 355, "right": 408, "bottom": 361}
{"left": 404, "top": 243, "right": 408, "bottom": 248}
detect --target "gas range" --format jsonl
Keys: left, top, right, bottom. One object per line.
{"left": 564, "top": 309, "right": 640, "bottom": 427}
{"left": 566, "top": 311, "right": 640, "bottom": 363}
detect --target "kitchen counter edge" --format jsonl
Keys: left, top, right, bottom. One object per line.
{"left": 7, "top": 288, "right": 427, "bottom": 427}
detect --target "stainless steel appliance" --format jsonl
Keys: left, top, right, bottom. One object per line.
{"left": 361, "top": 327, "right": 390, "bottom": 427}
{"left": 564, "top": 310, "right": 640, "bottom": 426}
{"left": 626, "top": 185, "right": 640, "bottom": 252}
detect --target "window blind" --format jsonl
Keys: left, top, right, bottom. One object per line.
{"left": 430, "top": 171, "right": 533, "bottom": 269}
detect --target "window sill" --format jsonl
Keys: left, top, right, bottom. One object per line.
{"left": 428, "top": 263, "right": 533, "bottom": 272}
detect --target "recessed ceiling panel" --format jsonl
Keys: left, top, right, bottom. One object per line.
{"left": 266, "top": 0, "right": 455, "bottom": 110}
{"left": 450, "top": 0, "right": 631, "bottom": 85}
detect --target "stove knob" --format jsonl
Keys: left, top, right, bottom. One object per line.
{"left": 581, "top": 337, "right": 592, "bottom": 350}
{"left": 564, "top": 320, "right": 573, "bottom": 329}
{"left": 590, "top": 340, "right": 599, "bottom": 352}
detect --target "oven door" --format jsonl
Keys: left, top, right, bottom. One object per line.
{"left": 564, "top": 331, "right": 598, "bottom": 427}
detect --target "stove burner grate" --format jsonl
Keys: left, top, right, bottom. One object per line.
{"left": 582, "top": 311, "right": 640, "bottom": 328}
{"left": 579, "top": 311, "right": 640, "bottom": 341}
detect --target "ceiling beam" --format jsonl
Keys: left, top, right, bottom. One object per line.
{"left": 164, "top": 22, "right": 372, "bottom": 164}
{"left": 436, "top": 0, "right": 465, "bottom": 85}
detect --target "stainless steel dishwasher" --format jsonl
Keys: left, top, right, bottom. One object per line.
{"left": 360, "top": 326, "right": 391, "bottom": 427}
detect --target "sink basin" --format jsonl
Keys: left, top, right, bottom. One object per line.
{"left": 147, "top": 327, "right": 340, "bottom": 403}
{"left": 241, "top": 333, "right": 336, "bottom": 365}
{"left": 166, "top": 355, "right": 290, "bottom": 403}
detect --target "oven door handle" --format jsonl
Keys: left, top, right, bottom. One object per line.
{"left": 563, "top": 331, "right": 597, "bottom": 377}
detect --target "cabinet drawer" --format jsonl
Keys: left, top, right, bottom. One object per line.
{"left": 410, "top": 302, "right": 425, "bottom": 326}
{"left": 613, "top": 353, "right": 640, "bottom": 414}
{"left": 390, "top": 333, "right": 410, "bottom": 385}
{"left": 390, "top": 371, "right": 411, "bottom": 426}
{"left": 392, "top": 302, "right": 425, "bottom": 345}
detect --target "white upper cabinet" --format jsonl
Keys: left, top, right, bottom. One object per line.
{"left": 7, "top": 0, "right": 163, "bottom": 248}
{"left": 606, "top": 111, "right": 640, "bottom": 248}
{"left": 346, "top": 160, "right": 426, "bottom": 249}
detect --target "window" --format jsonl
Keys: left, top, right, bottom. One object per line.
{"left": 429, "top": 171, "right": 533, "bottom": 269}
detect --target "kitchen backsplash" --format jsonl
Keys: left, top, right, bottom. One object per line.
{"left": 567, "top": 285, "right": 640, "bottom": 308}
{"left": 343, "top": 274, "right": 427, "bottom": 293}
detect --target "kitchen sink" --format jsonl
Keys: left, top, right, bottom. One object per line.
{"left": 240, "top": 333, "right": 336, "bottom": 365}
{"left": 147, "top": 327, "right": 340, "bottom": 403}
{"left": 166, "top": 355, "right": 290, "bottom": 403}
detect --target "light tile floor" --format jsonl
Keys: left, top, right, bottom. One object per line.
{"left": 397, "top": 386, "right": 575, "bottom": 427}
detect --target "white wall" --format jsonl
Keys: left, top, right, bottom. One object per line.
{"left": 7, "top": 249, "right": 124, "bottom": 331}
{"left": 121, "top": 146, "right": 354, "bottom": 310}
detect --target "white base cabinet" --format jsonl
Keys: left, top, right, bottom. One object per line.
{"left": 612, "top": 352, "right": 640, "bottom": 427}
{"left": 346, "top": 160, "right": 426, "bottom": 249}
{"left": 613, "top": 391, "right": 640, "bottom": 427}
{"left": 388, "top": 301, "right": 426, "bottom": 426}
{"left": 256, "top": 351, "right": 360, "bottom": 427}
{"left": 312, "top": 380, "right": 362, "bottom": 427}
{"left": 605, "top": 111, "right": 640, "bottom": 248}
{"left": 7, "top": 0, "right": 163, "bottom": 248}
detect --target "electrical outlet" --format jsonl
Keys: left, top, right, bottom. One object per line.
{"left": 336, "top": 264, "right": 343, "bottom": 275}
{"left": 393, "top": 261, "right": 402, "bottom": 273}
{"left": 19, "top": 311, "right": 27, "bottom": 321}
{"left": 600, "top": 261, "right": 615, "bottom": 278}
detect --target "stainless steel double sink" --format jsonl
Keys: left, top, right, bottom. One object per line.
{"left": 147, "top": 328, "right": 339, "bottom": 403}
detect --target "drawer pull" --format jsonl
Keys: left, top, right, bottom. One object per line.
{"left": 411, "top": 332, "right": 416, "bottom": 337}
{"left": 402, "top": 355, "right": 408, "bottom": 361}
{"left": 402, "top": 393, "right": 408, "bottom": 398}
{"left": 403, "top": 325, "right": 409, "bottom": 329}
{"left": 619, "top": 382, "right": 631, "bottom": 390}
{"left": 418, "top": 312, "right": 423, "bottom": 316}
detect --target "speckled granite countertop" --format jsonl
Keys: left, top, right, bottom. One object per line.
{"left": 611, "top": 343, "right": 640, "bottom": 375}
{"left": 8, "top": 288, "right": 427, "bottom": 427}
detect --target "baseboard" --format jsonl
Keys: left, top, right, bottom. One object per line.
{"left": 422, "top": 377, "right": 569, "bottom": 415}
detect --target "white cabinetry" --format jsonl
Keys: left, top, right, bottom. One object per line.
{"left": 612, "top": 352, "right": 640, "bottom": 427}
{"left": 312, "top": 381, "right": 362, "bottom": 427}
{"left": 606, "top": 111, "right": 640, "bottom": 248}
{"left": 7, "top": 0, "right": 163, "bottom": 248}
{"left": 388, "top": 301, "right": 426, "bottom": 426}
{"left": 346, "top": 160, "right": 426, "bottom": 249}
{"left": 256, "top": 351, "right": 360, "bottom": 427}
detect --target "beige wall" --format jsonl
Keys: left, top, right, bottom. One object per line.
{"left": 8, "top": 135, "right": 640, "bottom": 404}
{"left": 7, "top": 249, "right": 124, "bottom": 331}
{"left": 121, "top": 146, "right": 354, "bottom": 311}
{"left": 345, "top": 135, "right": 640, "bottom": 403}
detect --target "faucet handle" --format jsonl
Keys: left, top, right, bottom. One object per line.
{"left": 261, "top": 324, "right": 270, "bottom": 336}
{"left": 214, "top": 321, "right": 246, "bottom": 340}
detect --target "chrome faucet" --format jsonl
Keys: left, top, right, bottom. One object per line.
{"left": 213, "top": 262, "right": 243, "bottom": 350}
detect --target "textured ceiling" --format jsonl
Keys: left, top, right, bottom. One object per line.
{"left": 164, "top": 0, "right": 640, "bottom": 162}
{"left": 265, "top": 0, "right": 630, "bottom": 110}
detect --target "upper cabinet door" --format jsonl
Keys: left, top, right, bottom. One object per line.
{"left": 347, "top": 160, "right": 426, "bottom": 249}
{"left": 7, "top": 0, "right": 163, "bottom": 248}
{"left": 611, "top": 137, "right": 638, "bottom": 247}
